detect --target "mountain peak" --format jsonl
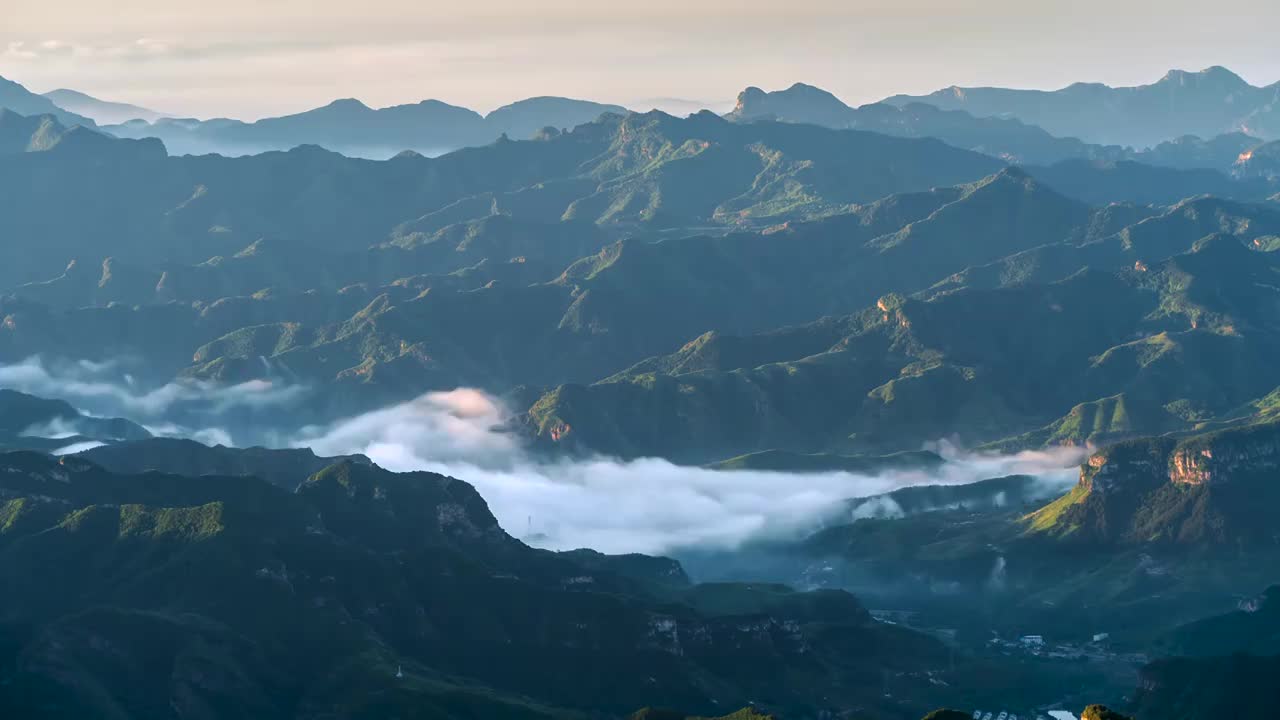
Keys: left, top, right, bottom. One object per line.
{"left": 321, "top": 97, "right": 371, "bottom": 111}
{"left": 43, "top": 88, "right": 91, "bottom": 101}
{"left": 1159, "top": 65, "right": 1250, "bottom": 90}
{"left": 733, "top": 86, "right": 767, "bottom": 109}
{"left": 0, "top": 75, "right": 97, "bottom": 128}
{"left": 784, "top": 82, "right": 838, "bottom": 97}
{"left": 727, "top": 82, "right": 851, "bottom": 125}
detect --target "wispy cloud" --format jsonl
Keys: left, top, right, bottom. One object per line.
{"left": 2, "top": 42, "right": 39, "bottom": 61}
{"left": 3, "top": 38, "right": 182, "bottom": 63}
{"left": 0, "top": 357, "right": 308, "bottom": 445}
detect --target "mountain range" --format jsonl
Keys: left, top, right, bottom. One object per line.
{"left": 103, "top": 95, "right": 628, "bottom": 158}
{"left": 727, "top": 82, "right": 1130, "bottom": 165}
{"left": 7, "top": 66, "right": 1279, "bottom": 165}
{"left": 731, "top": 77, "right": 1278, "bottom": 176}
{"left": 1, "top": 106, "right": 1277, "bottom": 450}
{"left": 4, "top": 61, "right": 1280, "bottom": 719}
{"left": 883, "top": 66, "right": 1280, "bottom": 148}
{"left": 0, "top": 73, "right": 627, "bottom": 158}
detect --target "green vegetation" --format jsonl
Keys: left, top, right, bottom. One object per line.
{"left": 1024, "top": 483, "right": 1090, "bottom": 535}
{"left": 0, "top": 452, "right": 964, "bottom": 719}
{"left": 3, "top": 82, "right": 1280, "bottom": 718}
{"left": 1023, "top": 420, "right": 1280, "bottom": 545}
{"left": 527, "top": 229, "right": 1280, "bottom": 460}
{"left": 3, "top": 108, "right": 1278, "bottom": 464}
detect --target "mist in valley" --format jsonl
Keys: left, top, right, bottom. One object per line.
{"left": 2, "top": 355, "right": 1083, "bottom": 556}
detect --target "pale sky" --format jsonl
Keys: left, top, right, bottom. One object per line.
{"left": 2, "top": 0, "right": 1278, "bottom": 119}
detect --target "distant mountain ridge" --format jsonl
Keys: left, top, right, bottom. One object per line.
{"left": 883, "top": 66, "right": 1280, "bottom": 148}
{"left": 729, "top": 77, "right": 1280, "bottom": 174}
{"left": 726, "top": 81, "right": 1128, "bottom": 166}
{"left": 0, "top": 75, "right": 95, "bottom": 128}
{"left": 19, "top": 68, "right": 1280, "bottom": 168}
{"left": 42, "top": 88, "right": 168, "bottom": 124}
{"left": 102, "top": 93, "right": 628, "bottom": 158}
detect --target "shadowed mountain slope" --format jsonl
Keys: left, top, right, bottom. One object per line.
{"left": 0, "top": 450, "right": 963, "bottom": 719}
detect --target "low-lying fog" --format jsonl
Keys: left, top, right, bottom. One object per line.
{"left": 3, "top": 357, "right": 1083, "bottom": 555}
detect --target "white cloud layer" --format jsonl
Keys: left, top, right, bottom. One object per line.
{"left": 0, "top": 358, "right": 1084, "bottom": 556}
{"left": 297, "top": 389, "right": 1084, "bottom": 555}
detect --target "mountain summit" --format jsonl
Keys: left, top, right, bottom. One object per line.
{"left": 42, "top": 88, "right": 168, "bottom": 124}
{"left": 0, "top": 75, "right": 95, "bottom": 128}
{"left": 727, "top": 82, "right": 853, "bottom": 127}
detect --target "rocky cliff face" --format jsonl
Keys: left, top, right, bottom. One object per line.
{"left": 1032, "top": 421, "right": 1280, "bottom": 544}
{"left": 1167, "top": 424, "right": 1280, "bottom": 485}
{"left": 1078, "top": 437, "right": 1173, "bottom": 495}
{"left": 1077, "top": 421, "right": 1280, "bottom": 490}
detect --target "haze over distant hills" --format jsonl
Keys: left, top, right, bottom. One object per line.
{"left": 41, "top": 88, "right": 169, "bottom": 124}
{"left": 0, "top": 71, "right": 630, "bottom": 158}
{"left": 103, "top": 94, "right": 629, "bottom": 158}
{"left": 884, "top": 65, "right": 1280, "bottom": 148}
{"left": 2, "top": 66, "right": 1275, "bottom": 169}
{"left": 0, "top": 76, "right": 95, "bottom": 128}
{"left": 726, "top": 81, "right": 1131, "bottom": 165}
{"left": 5, "top": 65, "right": 1274, "bottom": 163}
{"left": 728, "top": 74, "right": 1278, "bottom": 174}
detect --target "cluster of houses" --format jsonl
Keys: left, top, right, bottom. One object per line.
{"left": 986, "top": 631, "right": 1127, "bottom": 661}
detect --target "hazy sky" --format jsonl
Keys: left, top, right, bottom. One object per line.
{"left": 3, "top": 0, "right": 1278, "bottom": 119}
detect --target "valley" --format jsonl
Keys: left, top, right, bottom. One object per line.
{"left": 1, "top": 56, "right": 1279, "bottom": 719}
